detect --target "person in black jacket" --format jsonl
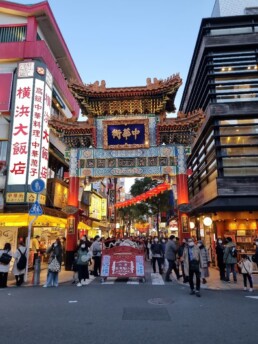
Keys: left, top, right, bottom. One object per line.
{"left": 151, "top": 237, "right": 163, "bottom": 274}
{"left": 216, "top": 238, "right": 226, "bottom": 281}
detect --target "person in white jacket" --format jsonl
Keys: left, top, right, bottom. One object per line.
{"left": 238, "top": 254, "right": 253, "bottom": 292}
{"left": 12, "top": 240, "right": 27, "bottom": 287}
{"left": 0, "top": 242, "right": 12, "bottom": 288}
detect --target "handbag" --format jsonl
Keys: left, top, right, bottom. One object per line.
{"left": 0, "top": 252, "right": 12, "bottom": 265}
{"left": 48, "top": 256, "right": 61, "bottom": 272}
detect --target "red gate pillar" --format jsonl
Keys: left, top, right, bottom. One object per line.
{"left": 65, "top": 149, "right": 79, "bottom": 270}
{"left": 176, "top": 146, "right": 190, "bottom": 242}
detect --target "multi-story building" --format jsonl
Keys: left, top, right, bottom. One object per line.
{"left": 0, "top": 1, "right": 104, "bottom": 263}
{"left": 180, "top": 0, "right": 258, "bottom": 254}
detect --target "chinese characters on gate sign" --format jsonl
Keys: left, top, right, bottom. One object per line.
{"left": 112, "top": 127, "right": 140, "bottom": 141}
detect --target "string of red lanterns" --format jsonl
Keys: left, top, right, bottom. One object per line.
{"left": 114, "top": 182, "right": 171, "bottom": 209}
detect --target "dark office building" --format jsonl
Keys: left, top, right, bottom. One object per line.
{"left": 180, "top": 0, "right": 258, "bottom": 253}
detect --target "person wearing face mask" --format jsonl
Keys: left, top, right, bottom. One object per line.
{"left": 165, "top": 235, "right": 180, "bottom": 282}
{"left": 150, "top": 237, "right": 163, "bottom": 274}
{"left": 43, "top": 238, "right": 62, "bottom": 288}
{"left": 197, "top": 240, "right": 210, "bottom": 284}
{"left": 182, "top": 238, "right": 203, "bottom": 297}
{"left": 76, "top": 242, "right": 91, "bottom": 287}
{"left": 90, "top": 235, "right": 102, "bottom": 277}
{"left": 216, "top": 238, "right": 226, "bottom": 281}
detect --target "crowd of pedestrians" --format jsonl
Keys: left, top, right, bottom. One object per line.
{"left": 1, "top": 235, "right": 258, "bottom": 295}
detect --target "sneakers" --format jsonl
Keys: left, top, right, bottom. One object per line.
{"left": 77, "top": 282, "right": 82, "bottom": 287}
{"left": 202, "top": 278, "right": 207, "bottom": 284}
{"left": 42, "top": 285, "right": 48, "bottom": 288}
{"left": 243, "top": 287, "right": 247, "bottom": 291}
{"left": 249, "top": 288, "right": 253, "bottom": 292}
{"left": 195, "top": 291, "right": 201, "bottom": 297}
{"left": 189, "top": 290, "right": 195, "bottom": 295}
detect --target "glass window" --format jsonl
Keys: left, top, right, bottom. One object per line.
{"left": 221, "top": 146, "right": 258, "bottom": 156}
{"left": 0, "top": 141, "right": 7, "bottom": 161}
{"left": 210, "top": 27, "right": 253, "bottom": 36}
{"left": 223, "top": 157, "right": 258, "bottom": 167}
{"left": 224, "top": 167, "right": 258, "bottom": 176}
{"left": 220, "top": 125, "right": 258, "bottom": 135}
{"left": 206, "top": 140, "right": 215, "bottom": 154}
{"left": 219, "top": 119, "right": 258, "bottom": 125}
{"left": 220, "top": 136, "right": 258, "bottom": 145}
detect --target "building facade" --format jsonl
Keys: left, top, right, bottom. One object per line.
{"left": 180, "top": 0, "right": 258, "bottom": 256}
{"left": 0, "top": 1, "right": 108, "bottom": 265}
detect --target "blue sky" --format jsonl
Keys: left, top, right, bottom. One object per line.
{"left": 13, "top": 0, "right": 216, "bottom": 192}
{"left": 14, "top": 0, "right": 215, "bottom": 111}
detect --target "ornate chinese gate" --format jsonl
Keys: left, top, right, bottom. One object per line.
{"left": 49, "top": 75, "right": 205, "bottom": 261}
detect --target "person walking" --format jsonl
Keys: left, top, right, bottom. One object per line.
{"left": 216, "top": 238, "right": 226, "bottom": 281}
{"left": 0, "top": 243, "right": 12, "bottom": 288}
{"left": 43, "top": 238, "right": 63, "bottom": 287}
{"left": 178, "top": 238, "right": 188, "bottom": 283}
{"left": 150, "top": 236, "right": 163, "bottom": 274}
{"left": 182, "top": 238, "right": 202, "bottom": 297}
{"left": 238, "top": 254, "right": 253, "bottom": 292}
{"left": 165, "top": 235, "right": 180, "bottom": 281}
{"left": 91, "top": 235, "right": 102, "bottom": 277}
{"left": 76, "top": 242, "right": 91, "bottom": 287}
{"left": 12, "top": 240, "right": 27, "bottom": 287}
{"left": 31, "top": 235, "right": 40, "bottom": 267}
{"left": 197, "top": 240, "right": 210, "bottom": 284}
{"left": 223, "top": 237, "right": 238, "bottom": 283}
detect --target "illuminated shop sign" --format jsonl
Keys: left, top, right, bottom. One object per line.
{"left": 6, "top": 62, "right": 53, "bottom": 202}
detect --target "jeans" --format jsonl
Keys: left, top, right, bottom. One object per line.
{"left": 45, "top": 271, "right": 59, "bottom": 287}
{"left": 189, "top": 269, "right": 201, "bottom": 291}
{"left": 226, "top": 263, "right": 237, "bottom": 281}
{"left": 243, "top": 273, "right": 253, "bottom": 288}
{"left": 166, "top": 259, "right": 179, "bottom": 280}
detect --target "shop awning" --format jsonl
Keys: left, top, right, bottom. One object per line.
{"left": 78, "top": 222, "right": 91, "bottom": 230}
{"left": 92, "top": 220, "right": 110, "bottom": 230}
{"left": 0, "top": 213, "right": 67, "bottom": 228}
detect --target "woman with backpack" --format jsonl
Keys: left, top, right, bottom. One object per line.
{"left": 12, "top": 240, "right": 27, "bottom": 287}
{"left": 0, "top": 242, "right": 12, "bottom": 288}
{"left": 43, "top": 238, "right": 63, "bottom": 288}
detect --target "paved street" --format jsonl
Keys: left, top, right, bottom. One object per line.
{"left": 1, "top": 280, "right": 258, "bottom": 344}
{"left": 2, "top": 261, "right": 258, "bottom": 344}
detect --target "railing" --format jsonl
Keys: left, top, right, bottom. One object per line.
{"left": 0, "top": 25, "right": 26, "bottom": 43}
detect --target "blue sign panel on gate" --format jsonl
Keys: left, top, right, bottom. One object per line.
{"left": 30, "top": 179, "right": 45, "bottom": 194}
{"left": 29, "top": 201, "right": 43, "bottom": 216}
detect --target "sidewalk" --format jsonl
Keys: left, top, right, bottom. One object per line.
{"left": 177, "top": 266, "right": 258, "bottom": 291}
{"left": 7, "top": 263, "right": 258, "bottom": 290}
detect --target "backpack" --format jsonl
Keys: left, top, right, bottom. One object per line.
{"left": 230, "top": 246, "right": 237, "bottom": 258}
{"left": 0, "top": 251, "right": 12, "bottom": 265}
{"left": 17, "top": 248, "right": 27, "bottom": 270}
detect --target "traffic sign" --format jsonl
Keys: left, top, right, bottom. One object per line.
{"left": 30, "top": 178, "right": 45, "bottom": 194}
{"left": 29, "top": 201, "right": 43, "bottom": 216}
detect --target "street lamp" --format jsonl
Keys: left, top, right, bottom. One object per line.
{"left": 203, "top": 216, "right": 212, "bottom": 227}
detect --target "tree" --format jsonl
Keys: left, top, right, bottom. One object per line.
{"left": 128, "top": 177, "right": 171, "bottom": 237}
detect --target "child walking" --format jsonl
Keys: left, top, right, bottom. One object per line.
{"left": 238, "top": 254, "right": 253, "bottom": 292}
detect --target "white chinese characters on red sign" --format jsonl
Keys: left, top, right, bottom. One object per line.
{"left": 8, "top": 79, "right": 33, "bottom": 185}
